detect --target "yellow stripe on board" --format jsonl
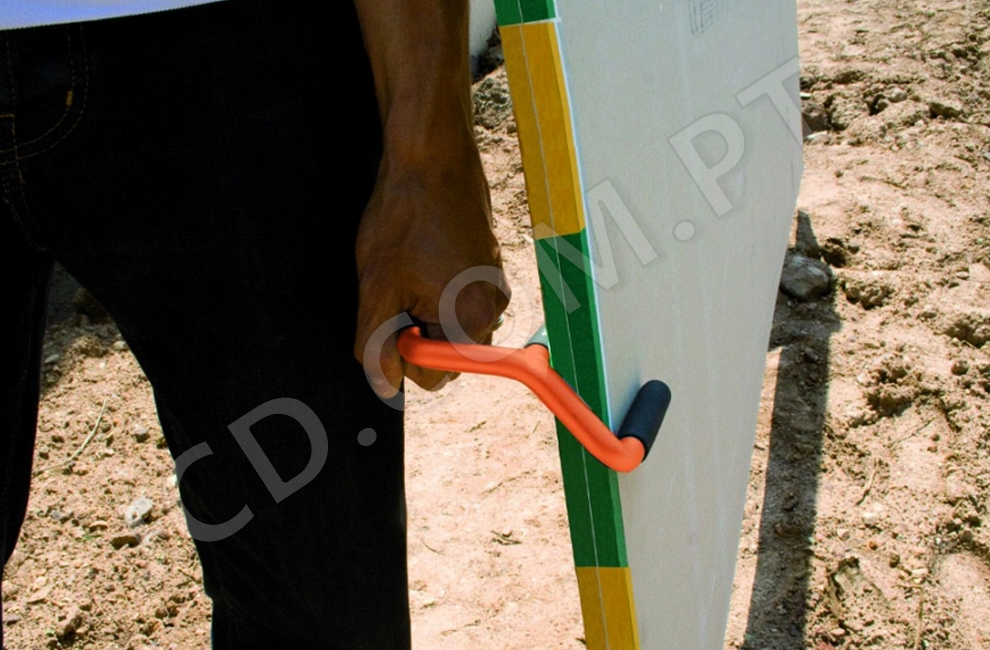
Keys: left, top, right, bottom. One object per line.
{"left": 575, "top": 566, "right": 640, "bottom": 650}
{"left": 501, "top": 22, "right": 585, "bottom": 238}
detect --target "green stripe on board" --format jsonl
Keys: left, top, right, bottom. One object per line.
{"left": 494, "top": 0, "right": 556, "bottom": 27}
{"left": 535, "top": 233, "right": 628, "bottom": 568}
{"left": 555, "top": 426, "right": 628, "bottom": 568}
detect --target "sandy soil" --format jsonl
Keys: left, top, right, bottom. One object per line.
{"left": 4, "top": 0, "right": 990, "bottom": 648}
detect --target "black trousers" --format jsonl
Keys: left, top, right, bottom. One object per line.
{"left": 1, "top": 2, "right": 410, "bottom": 647}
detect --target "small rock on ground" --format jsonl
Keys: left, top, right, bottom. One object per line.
{"left": 124, "top": 497, "right": 155, "bottom": 528}
{"left": 781, "top": 255, "right": 834, "bottom": 301}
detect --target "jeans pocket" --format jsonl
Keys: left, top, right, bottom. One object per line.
{"left": 0, "top": 23, "right": 90, "bottom": 162}
{"left": 0, "top": 23, "right": 89, "bottom": 249}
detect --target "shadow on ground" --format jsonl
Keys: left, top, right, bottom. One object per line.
{"left": 742, "top": 213, "right": 842, "bottom": 648}
{"left": 38, "top": 264, "right": 117, "bottom": 400}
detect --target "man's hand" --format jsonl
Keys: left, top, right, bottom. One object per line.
{"left": 354, "top": 136, "right": 509, "bottom": 397}
{"left": 352, "top": 0, "right": 510, "bottom": 398}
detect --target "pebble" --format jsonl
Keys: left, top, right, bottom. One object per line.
{"left": 133, "top": 426, "right": 150, "bottom": 443}
{"left": 780, "top": 255, "right": 833, "bottom": 301}
{"left": 89, "top": 520, "right": 108, "bottom": 532}
{"left": 124, "top": 497, "right": 155, "bottom": 528}
{"left": 26, "top": 585, "right": 52, "bottom": 604}
{"left": 888, "top": 87, "right": 908, "bottom": 103}
{"left": 112, "top": 340, "right": 128, "bottom": 352}
{"left": 59, "top": 607, "right": 84, "bottom": 639}
{"left": 110, "top": 533, "right": 141, "bottom": 550}
{"left": 952, "top": 359, "right": 970, "bottom": 375}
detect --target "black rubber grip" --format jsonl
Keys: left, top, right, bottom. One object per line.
{"left": 617, "top": 380, "right": 672, "bottom": 460}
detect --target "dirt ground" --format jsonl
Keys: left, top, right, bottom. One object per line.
{"left": 4, "top": 0, "right": 990, "bottom": 648}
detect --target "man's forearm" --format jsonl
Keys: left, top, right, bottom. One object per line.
{"left": 350, "top": 1, "right": 508, "bottom": 396}
{"left": 352, "top": 0, "right": 475, "bottom": 167}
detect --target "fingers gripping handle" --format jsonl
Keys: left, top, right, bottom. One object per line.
{"left": 397, "top": 326, "right": 671, "bottom": 472}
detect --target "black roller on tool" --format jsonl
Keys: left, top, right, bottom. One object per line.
{"left": 617, "top": 380, "right": 672, "bottom": 460}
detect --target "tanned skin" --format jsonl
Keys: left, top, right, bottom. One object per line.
{"left": 352, "top": 1, "right": 510, "bottom": 397}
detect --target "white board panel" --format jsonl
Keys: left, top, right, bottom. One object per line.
{"left": 556, "top": 2, "right": 802, "bottom": 647}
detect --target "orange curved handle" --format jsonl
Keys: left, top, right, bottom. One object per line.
{"left": 397, "top": 327, "right": 650, "bottom": 472}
